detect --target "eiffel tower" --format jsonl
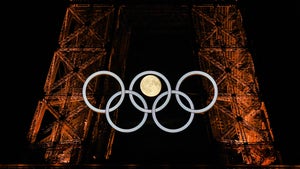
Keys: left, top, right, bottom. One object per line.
{"left": 27, "top": 0, "right": 281, "bottom": 165}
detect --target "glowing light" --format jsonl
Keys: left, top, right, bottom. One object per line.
{"left": 140, "top": 74, "right": 162, "bottom": 97}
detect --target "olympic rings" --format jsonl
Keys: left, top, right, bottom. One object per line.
{"left": 82, "top": 70, "right": 218, "bottom": 133}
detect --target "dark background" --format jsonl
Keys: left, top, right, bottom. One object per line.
{"left": 1, "top": 0, "right": 299, "bottom": 165}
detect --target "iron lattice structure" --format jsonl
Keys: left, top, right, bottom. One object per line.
{"left": 27, "top": 1, "right": 279, "bottom": 165}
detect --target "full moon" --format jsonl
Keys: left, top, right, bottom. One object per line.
{"left": 140, "top": 75, "right": 162, "bottom": 97}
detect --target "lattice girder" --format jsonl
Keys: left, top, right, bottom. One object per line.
{"left": 27, "top": 4, "right": 117, "bottom": 163}
{"left": 192, "top": 5, "right": 276, "bottom": 165}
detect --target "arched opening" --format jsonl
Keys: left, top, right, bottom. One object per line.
{"left": 109, "top": 5, "right": 217, "bottom": 165}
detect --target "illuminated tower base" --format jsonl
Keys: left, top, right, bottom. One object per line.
{"left": 27, "top": 0, "right": 280, "bottom": 165}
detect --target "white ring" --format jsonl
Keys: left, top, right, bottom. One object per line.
{"left": 105, "top": 90, "right": 148, "bottom": 133}
{"left": 175, "top": 71, "right": 218, "bottom": 114}
{"left": 82, "top": 70, "right": 125, "bottom": 113}
{"left": 129, "top": 70, "right": 172, "bottom": 113}
{"left": 152, "top": 90, "right": 195, "bottom": 133}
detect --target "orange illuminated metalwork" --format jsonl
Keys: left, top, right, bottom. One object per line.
{"left": 27, "top": 1, "right": 279, "bottom": 165}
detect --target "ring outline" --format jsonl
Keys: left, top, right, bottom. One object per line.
{"left": 129, "top": 70, "right": 172, "bottom": 113}
{"left": 105, "top": 90, "right": 148, "bottom": 133}
{"left": 175, "top": 71, "right": 218, "bottom": 114}
{"left": 152, "top": 90, "right": 195, "bottom": 133}
{"left": 82, "top": 70, "right": 125, "bottom": 113}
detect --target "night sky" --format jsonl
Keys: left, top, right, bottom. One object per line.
{"left": 1, "top": 0, "right": 299, "bottom": 165}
